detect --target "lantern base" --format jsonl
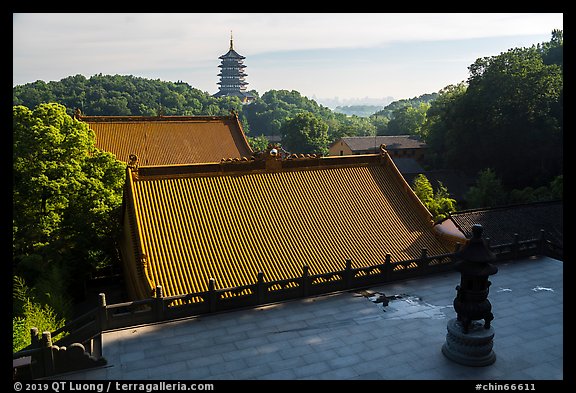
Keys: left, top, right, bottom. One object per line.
{"left": 442, "top": 318, "right": 496, "bottom": 367}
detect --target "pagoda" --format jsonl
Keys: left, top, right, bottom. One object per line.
{"left": 213, "top": 32, "right": 255, "bottom": 103}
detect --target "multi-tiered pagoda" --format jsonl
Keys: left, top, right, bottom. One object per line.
{"left": 213, "top": 32, "right": 255, "bottom": 103}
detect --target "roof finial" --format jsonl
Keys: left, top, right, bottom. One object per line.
{"left": 229, "top": 30, "right": 234, "bottom": 50}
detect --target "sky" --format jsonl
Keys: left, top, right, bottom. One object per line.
{"left": 13, "top": 13, "right": 563, "bottom": 108}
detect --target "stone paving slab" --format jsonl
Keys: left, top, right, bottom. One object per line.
{"left": 49, "top": 256, "right": 563, "bottom": 381}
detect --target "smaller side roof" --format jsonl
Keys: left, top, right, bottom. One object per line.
{"left": 79, "top": 114, "right": 253, "bottom": 165}
{"left": 440, "top": 200, "right": 563, "bottom": 247}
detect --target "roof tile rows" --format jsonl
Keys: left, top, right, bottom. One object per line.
{"left": 82, "top": 115, "right": 252, "bottom": 165}
{"left": 123, "top": 152, "right": 450, "bottom": 299}
{"left": 448, "top": 201, "right": 563, "bottom": 246}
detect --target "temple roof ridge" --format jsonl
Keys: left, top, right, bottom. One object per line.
{"left": 130, "top": 145, "right": 396, "bottom": 180}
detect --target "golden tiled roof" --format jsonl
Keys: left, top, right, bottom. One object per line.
{"left": 120, "top": 150, "right": 450, "bottom": 299}
{"left": 80, "top": 114, "right": 252, "bottom": 165}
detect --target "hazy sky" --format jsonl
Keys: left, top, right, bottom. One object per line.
{"left": 13, "top": 13, "right": 563, "bottom": 106}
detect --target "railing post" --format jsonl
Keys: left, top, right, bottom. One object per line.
{"left": 512, "top": 233, "right": 519, "bottom": 259}
{"left": 28, "top": 327, "right": 41, "bottom": 378}
{"left": 539, "top": 229, "right": 546, "bottom": 256}
{"left": 256, "top": 271, "right": 265, "bottom": 304}
{"left": 154, "top": 285, "right": 164, "bottom": 322}
{"left": 420, "top": 248, "right": 428, "bottom": 269}
{"left": 344, "top": 259, "right": 352, "bottom": 289}
{"left": 383, "top": 254, "right": 391, "bottom": 281}
{"left": 41, "top": 331, "right": 55, "bottom": 377}
{"left": 302, "top": 265, "right": 309, "bottom": 297}
{"left": 97, "top": 293, "right": 108, "bottom": 331}
{"left": 30, "top": 327, "right": 40, "bottom": 348}
{"left": 208, "top": 278, "right": 216, "bottom": 313}
{"left": 92, "top": 334, "right": 103, "bottom": 360}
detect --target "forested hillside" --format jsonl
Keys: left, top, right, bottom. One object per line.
{"left": 12, "top": 74, "right": 243, "bottom": 117}
{"left": 422, "top": 30, "right": 563, "bottom": 190}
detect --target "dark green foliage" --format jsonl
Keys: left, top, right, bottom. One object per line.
{"left": 464, "top": 169, "right": 508, "bottom": 209}
{"left": 241, "top": 89, "right": 376, "bottom": 144}
{"left": 465, "top": 170, "right": 563, "bottom": 209}
{"left": 420, "top": 83, "right": 468, "bottom": 169}
{"left": 281, "top": 112, "right": 329, "bottom": 155}
{"left": 369, "top": 93, "right": 437, "bottom": 136}
{"left": 247, "top": 135, "right": 271, "bottom": 152}
{"left": 13, "top": 74, "right": 243, "bottom": 117}
{"left": 13, "top": 103, "right": 126, "bottom": 305}
{"left": 13, "top": 276, "right": 67, "bottom": 352}
{"left": 423, "top": 32, "right": 562, "bottom": 190}
{"left": 386, "top": 102, "right": 431, "bottom": 136}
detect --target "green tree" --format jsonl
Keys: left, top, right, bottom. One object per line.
{"left": 508, "top": 174, "right": 563, "bottom": 204}
{"left": 420, "top": 83, "right": 468, "bottom": 168}
{"left": 12, "top": 80, "right": 56, "bottom": 108}
{"left": 386, "top": 102, "right": 430, "bottom": 136}
{"left": 13, "top": 103, "right": 126, "bottom": 300}
{"left": 438, "top": 32, "right": 563, "bottom": 189}
{"left": 372, "top": 93, "right": 437, "bottom": 120}
{"left": 242, "top": 90, "right": 330, "bottom": 137}
{"left": 330, "top": 115, "right": 376, "bottom": 140}
{"left": 432, "top": 182, "right": 458, "bottom": 221}
{"left": 540, "top": 29, "right": 563, "bottom": 67}
{"left": 370, "top": 114, "right": 390, "bottom": 136}
{"left": 412, "top": 173, "right": 434, "bottom": 205}
{"left": 281, "top": 112, "right": 329, "bottom": 155}
{"left": 13, "top": 276, "right": 67, "bottom": 352}
{"left": 549, "top": 174, "right": 563, "bottom": 200}
{"left": 464, "top": 168, "right": 508, "bottom": 208}
{"left": 411, "top": 174, "right": 456, "bottom": 221}
{"left": 247, "top": 135, "right": 270, "bottom": 152}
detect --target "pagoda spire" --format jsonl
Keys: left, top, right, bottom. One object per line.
{"left": 229, "top": 30, "right": 234, "bottom": 50}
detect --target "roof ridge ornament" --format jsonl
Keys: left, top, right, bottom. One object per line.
{"left": 379, "top": 144, "right": 388, "bottom": 155}
{"left": 286, "top": 153, "right": 319, "bottom": 160}
{"left": 221, "top": 156, "right": 251, "bottom": 163}
{"left": 128, "top": 154, "right": 139, "bottom": 173}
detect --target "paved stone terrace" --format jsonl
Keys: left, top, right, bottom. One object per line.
{"left": 51, "top": 256, "right": 563, "bottom": 381}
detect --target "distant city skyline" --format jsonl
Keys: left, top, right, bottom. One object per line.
{"left": 13, "top": 13, "right": 562, "bottom": 108}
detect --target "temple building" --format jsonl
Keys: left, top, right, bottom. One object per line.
{"left": 213, "top": 32, "right": 255, "bottom": 104}
{"left": 329, "top": 135, "right": 427, "bottom": 162}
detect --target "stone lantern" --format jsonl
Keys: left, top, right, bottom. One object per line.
{"left": 442, "top": 224, "right": 498, "bottom": 366}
